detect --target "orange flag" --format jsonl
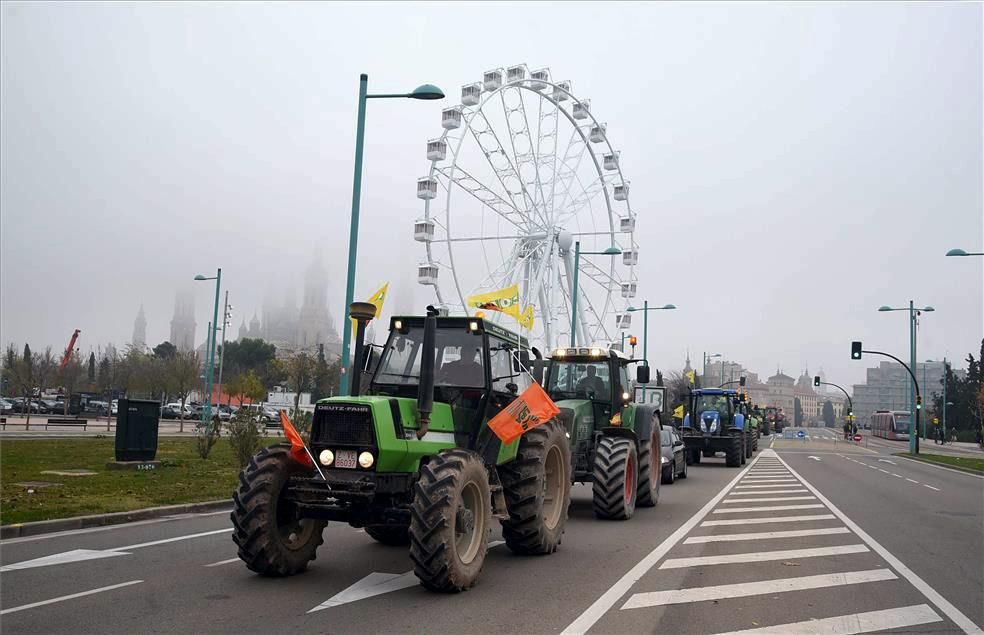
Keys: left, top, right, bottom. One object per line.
{"left": 488, "top": 382, "right": 561, "bottom": 445}
{"left": 280, "top": 410, "right": 313, "bottom": 468}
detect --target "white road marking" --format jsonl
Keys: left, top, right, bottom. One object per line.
{"left": 728, "top": 489, "right": 808, "bottom": 495}
{"left": 743, "top": 477, "right": 797, "bottom": 481}
{"left": 0, "top": 510, "right": 231, "bottom": 545}
{"left": 0, "top": 580, "right": 144, "bottom": 615}
{"left": 892, "top": 473, "right": 903, "bottom": 478}
{"left": 923, "top": 484, "right": 941, "bottom": 491}
{"left": 702, "top": 514, "right": 837, "bottom": 527}
{"left": 683, "top": 527, "right": 850, "bottom": 544}
{"left": 808, "top": 456, "right": 822, "bottom": 461}
{"left": 117, "top": 528, "right": 230, "bottom": 550}
{"left": 712, "top": 503, "right": 825, "bottom": 514}
{"left": 0, "top": 548, "right": 129, "bottom": 572}
{"left": 906, "top": 478, "right": 919, "bottom": 483}
{"left": 658, "top": 544, "right": 868, "bottom": 569}
{"left": 735, "top": 483, "right": 799, "bottom": 488}
{"left": 204, "top": 557, "right": 241, "bottom": 567}
{"left": 721, "top": 496, "right": 816, "bottom": 503}
{"left": 715, "top": 604, "right": 942, "bottom": 635}
{"left": 560, "top": 451, "right": 765, "bottom": 635}
{"left": 621, "top": 569, "right": 896, "bottom": 609}
{"left": 877, "top": 468, "right": 890, "bottom": 474}
{"left": 774, "top": 454, "right": 983, "bottom": 634}
{"left": 878, "top": 459, "right": 896, "bottom": 465}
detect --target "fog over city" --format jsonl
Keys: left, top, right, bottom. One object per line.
{"left": 1, "top": 1, "right": 981, "bottom": 386}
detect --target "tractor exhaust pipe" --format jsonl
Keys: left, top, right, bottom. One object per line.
{"left": 348, "top": 302, "right": 377, "bottom": 397}
{"left": 416, "top": 305, "right": 439, "bottom": 439}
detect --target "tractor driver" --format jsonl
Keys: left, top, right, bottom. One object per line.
{"left": 437, "top": 347, "right": 485, "bottom": 387}
{"left": 576, "top": 365, "right": 608, "bottom": 399}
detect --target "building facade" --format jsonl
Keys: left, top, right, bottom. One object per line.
{"left": 169, "top": 291, "right": 197, "bottom": 353}
{"left": 131, "top": 305, "right": 147, "bottom": 350}
{"left": 851, "top": 360, "right": 961, "bottom": 429}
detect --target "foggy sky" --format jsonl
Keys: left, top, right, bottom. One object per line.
{"left": 1, "top": 1, "right": 982, "bottom": 388}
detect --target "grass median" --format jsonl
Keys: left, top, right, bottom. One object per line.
{"left": 1, "top": 438, "right": 244, "bottom": 525}
{"left": 896, "top": 452, "right": 984, "bottom": 475}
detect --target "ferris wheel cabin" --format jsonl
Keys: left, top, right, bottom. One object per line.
{"left": 590, "top": 124, "right": 607, "bottom": 143}
{"left": 483, "top": 69, "right": 503, "bottom": 91}
{"left": 613, "top": 182, "right": 629, "bottom": 201}
{"left": 622, "top": 249, "right": 639, "bottom": 266}
{"left": 621, "top": 282, "right": 637, "bottom": 299}
{"left": 573, "top": 100, "right": 591, "bottom": 120}
{"left": 413, "top": 218, "right": 435, "bottom": 243}
{"left": 553, "top": 81, "right": 571, "bottom": 101}
{"left": 507, "top": 65, "right": 526, "bottom": 82}
{"left": 620, "top": 216, "right": 636, "bottom": 233}
{"left": 461, "top": 83, "right": 482, "bottom": 106}
{"left": 616, "top": 313, "right": 632, "bottom": 330}
{"left": 441, "top": 107, "right": 462, "bottom": 130}
{"left": 426, "top": 139, "right": 447, "bottom": 162}
{"left": 530, "top": 69, "right": 550, "bottom": 90}
{"left": 604, "top": 152, "right": 620, "bottom": 171}
{"left": 417, "top": 177, "right": 438, "bottom": 200}
{"left": 417, "top": 263, "right": 439, "bottom": 286}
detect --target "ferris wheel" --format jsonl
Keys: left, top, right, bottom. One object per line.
{"left": 414, "top": 64, "right": 639, "bottom": 350}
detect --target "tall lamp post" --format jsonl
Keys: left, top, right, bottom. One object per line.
{"left": 570, "top": 241, "right": 621, "bottom": 346}
{"left": 945, "top": 248, "right": 984, "bottom": 257}
{"left": 626, "top": 302, "right": 677, "bottom": 365}
{"left": 216, "top": 292, "right": 233, "bottom": 408}
{"left": 878, "top": 302, "right": 934, "bottom": 453}
{"left": 339, "top": 75, "right": 445, "bottom": 396}
{"left": 194, "top": 269, "right": 222, "bottom": 425}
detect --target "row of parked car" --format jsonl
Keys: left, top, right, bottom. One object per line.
{"left": 0, "top": 397, "right": 118, "bottom": 416}
{"left": 160, "top": 402, "right": 281, "bottom": 423}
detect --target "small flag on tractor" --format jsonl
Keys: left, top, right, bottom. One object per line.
{"left": 685, "top": 369, "right": 696, "bottom": 385}
{"left": 351, "top": 282, "right": 389, "bottom": 341}
{"left": 487, "top": 382, "right": 560, "bottom": 445}
{"left": 279, "top": 411, "right": 327, "bottom": 484}
{"left": 466, "top": 284, "right": 534, "bottom": 330}
{"left": 673, "top": 404, "right": 685, "bottom": 420}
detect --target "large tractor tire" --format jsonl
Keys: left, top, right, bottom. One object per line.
{"left": 689, "top": 448, "right": 702, "bottom": 464}
{"left": 725, "top": 434, "right": 743, "bottom": 467}
{"left": 636, "top": 427, "right": 661, "bottom": 507}
{"left": 592, "top": 436, "right": 638, "bottom": 520}
{"left": 752, "top": 432, "right": 759, "bottom": 453}
{"left": 745, "top": 434, "right": 753, "bottom": 459}
{"left": 741, "top": 436, "right": 748, "bottom": 464}
{"left": 410, "top": 449, "right": 490, "bottom": 592}
{"left": 364, "top": 525, "right": 410, "bottom": 546}
{"left": 498, "top": 421, "right": 572, "bottom": 555}
{"left": 231, "top": 445, "right": 327, "bottom": 576}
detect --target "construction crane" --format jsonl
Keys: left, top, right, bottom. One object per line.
{"left": 60, "top": 329, "right": 81, "bottom": 370}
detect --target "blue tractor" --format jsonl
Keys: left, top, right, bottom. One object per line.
{"left": 679, "top": 388, "right": 748, "bottom": 467}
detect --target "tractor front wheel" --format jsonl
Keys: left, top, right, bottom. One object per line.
{"left": 725, "top": 434, "right": 743, "bottom": 467}
{"left": 637, "top": 427, "right": 661, "bottom": 507}
{"left": 499, "top": 421, "right": 572, "bottom": 555}
{"left": 231, "top": 445, "right": 327, "bottom": 576}
{"left": 410, "top": 449, "right": 490, "bottom": 592}
{"left": 592, "top": 436, "right": 638, "bottom": 520}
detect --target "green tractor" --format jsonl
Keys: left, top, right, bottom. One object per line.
{"left": 541, "top": 347, "right": 662, "bottom": 520}
{"left": 231, "top": 305, "right": 572, "bottom": 592}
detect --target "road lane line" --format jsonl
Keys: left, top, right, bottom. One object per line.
{"left": 702, "top": 514, "right": 837, "bottom": 527}
{"left": 906, "top": 478, "right": 919, "bottom": 483}
{"left": 659, "top": 544, "right": 868, "bottom": 569}
{"left": 0, "top": 510, "right": 231, "bottom": 546}
{"left": 204, "top": 557, "right": 241, "bottom": 567}
{"left": 877, "top": 468, "right": 890, "bottom": 474}
{"left": 721, "top": 496, "right": 816, "bottom": 503}
{"left": 728, "top": 489, "right": 808, "bottom": 495}
{"left": 735, "top": 483, "right": 801, "bottom": 489}
{"left": 774, "top": 454, "right": 983, "bottom": 634}
{"left": 922, "top": 484, "right": 941, "bottom": 491}
{"left": 116, "top": 528, "right": 230, "bottom": 550}
{"left": 0, "top": 580, "right": 144, "bottom": 615}
{"left": 621, "top": 569, "right": 896, "bottom": 609}
{"left": 715, "top": 604, "right": 942, "bottom": 635}
{"left": 743, "top": 476, "right": 796, "bottom": 481}
{"left": 683, "top": 527, "right": 850, "bottom": 544}
{"left": 892, "top": 473, "right": 903, "bottom": 478}
{"left": 712, "top": 503, "right": 825, "bottom": 514}
{"left": 892, "top": 455, "right": 984, "bottom": 479}
{"left": 559, "top": 450, "right": 766, "bottom": 635}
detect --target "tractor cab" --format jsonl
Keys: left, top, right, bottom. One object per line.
{"left": 544, "top": 347, "right": 637, "bottom": 426}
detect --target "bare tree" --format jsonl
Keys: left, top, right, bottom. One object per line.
{"left": 167, "top": 351, "right": 200, "bottom": 433}
{"left": 34, "top": 348, "right": 57, "bottom": 418}
{"left": 59, "top": 351, "right": 85, "bottom": 415}
{"left": 283, "top": 353, "right": 315, "bottom": 418}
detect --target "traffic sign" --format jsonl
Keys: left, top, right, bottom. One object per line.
{"left": 796, "top": 430, "right": 806, "bottom": 438}
{"left": 853, "top": 434, "right": 862, "bottom": 442}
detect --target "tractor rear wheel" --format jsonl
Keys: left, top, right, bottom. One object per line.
{"left": 410, "top": 449, "right": 490, "bottom": 592}
{"left": 636, "top": 427, "right": 661, "bottom": 507}
{"left": 364, "top": 525, "right": 410, "bottom": 546}
{"left": 725, "top": 434, "right": 743, "bottom": 467}
{"left": 592, "top": 436, "right": 638, "bottom": 520}
{"left": 499, "top": 421, "right": 572, "bottom": 555}
{"left": 741, "top": 436, "right": 748, "bottom": 464}
{"left": 689, "top": 448, "right": 702, "bottom": 464}
{"left": 231, "top": 445, "right": 327, "bottom": 576}
{"left": 702, "top": 449, "right": 715, "bottom": 458}
{"left": 752, "top": 433, "right": 759, "bottom": 452}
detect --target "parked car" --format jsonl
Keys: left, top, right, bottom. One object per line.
{"left": 42, "top": 399, "right": 65, "bottom": 415}
{"left": 661, "top": 426, "right": 688, "bottom": 484}
{"left": 241, "top": 403, "right": 281, "bottom": 423}
{"left": 111, "top": 400, "right": 118, "bottom": 416}
{"left": 162, "top": 403, "right": 194, "bottom": 419}
{"left": 0, "top": 398, "right": 13, "bottom": 414}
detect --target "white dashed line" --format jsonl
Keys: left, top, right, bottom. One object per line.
{"left": 923, "top": 484, "right": 941, "bottom": 492}
{"left": 683, "top": 527, "right": 850, "bottom": 544}
{"left": 906, "top": 478, "right": 919, "bottom": 484}
{"left": 715, "top": 604, "right": 942, "bottom": 635}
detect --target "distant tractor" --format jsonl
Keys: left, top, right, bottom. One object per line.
{"left": 543, "top": 347, "right": 662, "bottom": 520}
{"left": 680, "top": 388, "right": 749, "bottom": 467}
{"left": 764, "top": 406, "right": 786, "bottom": 434}
{"left": 231, "top": 306, "right": 572, "bottom": 592}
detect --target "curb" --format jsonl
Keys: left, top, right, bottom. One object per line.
{"left": 1, "top": 499, "right": 232, "bottom": 540}
{"left": 893, "top": 452, "right": 984, "bottom": 476}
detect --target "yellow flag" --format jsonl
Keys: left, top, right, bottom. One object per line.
{"left": 351, "top": 283, "right": 389, "bottom": 340}
{"left": 466, "top": 284, "right": 535, "bottom": 330}
{"left": 685, "top": 369, "right": 696, "bottom": 385}
{"left": 673, "top": 405, "right": 684, "bottom": 419}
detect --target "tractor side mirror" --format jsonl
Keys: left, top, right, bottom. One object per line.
{"left": 531, "top": 359, "right": 546, "bottom": 385}
{"left": 636, "top": 364, "right": 650, "bottom": 385}
{"left": 514, "top": 350, "right": 531, "bottom": 373}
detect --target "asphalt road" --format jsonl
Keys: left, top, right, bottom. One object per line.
{"left": 2, "top": 434, "right": 981, "bottom": 634}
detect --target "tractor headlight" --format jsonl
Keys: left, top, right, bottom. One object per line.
{"left": 319, "top": 450, "right": 334, "bottom": 466}
{"left": 622, "top": 391, "right": 630, "bottom": 400}
{"left": 660, "top": 456, "right": 668, "bottom": 465}
{"left": 589, "top": 348, "right": 602, "bottom": 357}
{"left": 358, "top": 451, "right": 375, "bottom": 468}
{"left": 710, "top": 420, "right": 719, "bottom": 433}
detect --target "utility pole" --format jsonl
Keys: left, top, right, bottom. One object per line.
{"left": 216, "top": 291, "right": 230, "bottom": 408}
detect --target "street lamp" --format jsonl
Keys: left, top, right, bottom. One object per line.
{"left": 945, "top": 248, "right": 984, "bottom": 256}
{"left": 340, "top": 74, "right": 445, "bottom": 396}
{"left": 626, "top": 302, "right": 677, "bottom": 365}
{"left": 570, "top": 241, "right": 621, "bottom": 346}
{"left": 875, "top": 300, "right": 934, "bottom": 453}
{"left": 194, "top": 269, "right": 221, "bottom": 426}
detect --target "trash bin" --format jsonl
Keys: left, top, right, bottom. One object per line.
{"left": 115, "top": 398, "right": 160, "bottom": 461}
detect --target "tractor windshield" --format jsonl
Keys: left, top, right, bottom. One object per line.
{"left": 695, "top": 394, "right": 730, "bottom": 418}
{"left": 374, "top": 326, "right": 486, "bottom": 388}
{"left": 547, "top": 360, "right": 611, "bottom": 401}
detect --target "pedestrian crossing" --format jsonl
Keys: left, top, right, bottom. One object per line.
{"left": 567, "top": 450, "right": 971, "bottom": 634}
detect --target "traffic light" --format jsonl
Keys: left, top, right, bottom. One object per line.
{"left": 916, "top": 395, "right": 922, "bottom": 410}
{"left": 813, "top": 375, "right": 820, "bottom": 387}
{"left": 739, "top": 376, "right": 746, "bottom": 387}
{"left": 851, "top": 341, "right": 862, "bottom": 360}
